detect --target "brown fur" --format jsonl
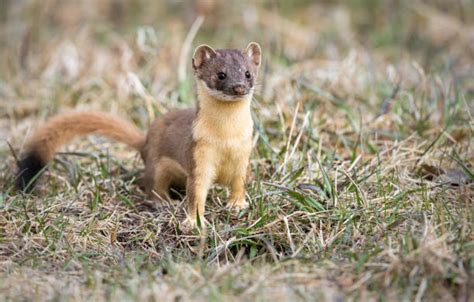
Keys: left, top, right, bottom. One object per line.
{"left": 17, "top": 42, "right": 261, "bottom": 230}
{"left": 23, "top": 111, "right": 145, "bottom": 162}
{"left": 140, "top": 90, "right": 253, "bottom": 228}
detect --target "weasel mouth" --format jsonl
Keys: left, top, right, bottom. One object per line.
{"left": 226, "top": 91, "right": 248, "bottom": 97}
{"left": 199, "top": 80, "right": 252, "bottom": 101}
{"left": 220, "top": 90, "right": 251, "bottom": 100}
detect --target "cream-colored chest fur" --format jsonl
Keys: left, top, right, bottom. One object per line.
{"left": 193, "top": 92, "right": 253, "bottom": 185}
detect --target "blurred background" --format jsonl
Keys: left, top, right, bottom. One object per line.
{"left": 1, "top": 0, "right": 473, "bottom": 104}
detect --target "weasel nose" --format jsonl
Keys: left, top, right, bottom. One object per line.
{"left": 233, "top": 84, "right": 246, "bottom": 95}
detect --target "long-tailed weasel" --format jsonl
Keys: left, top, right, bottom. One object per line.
{"left": 15, "top": 42, "right": 261, "bottom": 230}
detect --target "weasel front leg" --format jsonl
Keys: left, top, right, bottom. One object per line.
{"left": 182, "top": 149, "right": 215, "bottom": 231}
{"left": 228, "top": 154, "right": 250, "bottom": 211}
{"left": 228, "top": 174, "right": 249, "bottom": 211}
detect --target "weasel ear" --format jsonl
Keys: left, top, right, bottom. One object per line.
{"left": 244, "top": 42, "right": 261, "bottom": 67}
{"left": 193, "top": 44, "right": 216, "bottom": 69}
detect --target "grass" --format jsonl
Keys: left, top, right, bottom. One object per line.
{"left": 1, "top": 0, "right": 473, "bottom": 301}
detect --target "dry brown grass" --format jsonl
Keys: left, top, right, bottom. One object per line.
{"left": 1, "top": 1, "right": 473, "bottom": 301}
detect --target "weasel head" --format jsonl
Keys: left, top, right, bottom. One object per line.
{"left": 192, "top": 42, "right": 261, "bottom": 102}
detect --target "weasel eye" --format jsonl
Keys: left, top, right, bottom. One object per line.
{"left": 245, "top": 71, "right": 251, "bottom": 79}
{"left": 217, "top": 72, "right": 226, "bottom": 80}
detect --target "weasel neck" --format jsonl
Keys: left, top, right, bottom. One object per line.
{"left": 194, "top": 82, "right": 253, "bottom": 140}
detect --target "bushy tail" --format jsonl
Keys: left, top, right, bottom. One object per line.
{"left": 16, "top": 111, "right": 146, "bottom": 191}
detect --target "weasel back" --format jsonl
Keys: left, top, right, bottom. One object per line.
{"left": 16, "top": 111, "right": 145, "bottom": 191}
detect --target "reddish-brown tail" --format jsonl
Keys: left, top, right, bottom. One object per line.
{"left": 16, "top": 111, "right": 146, "bottom": 191}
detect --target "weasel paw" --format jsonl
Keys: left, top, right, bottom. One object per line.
{"left": 228, "top": 199, "right": 249, "bottom": 211}
{"left": 181, "top": 217, "right": 196, "bottom": 233}
{"left": 181, "top": 216, "right": 206, "bottom": 233}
